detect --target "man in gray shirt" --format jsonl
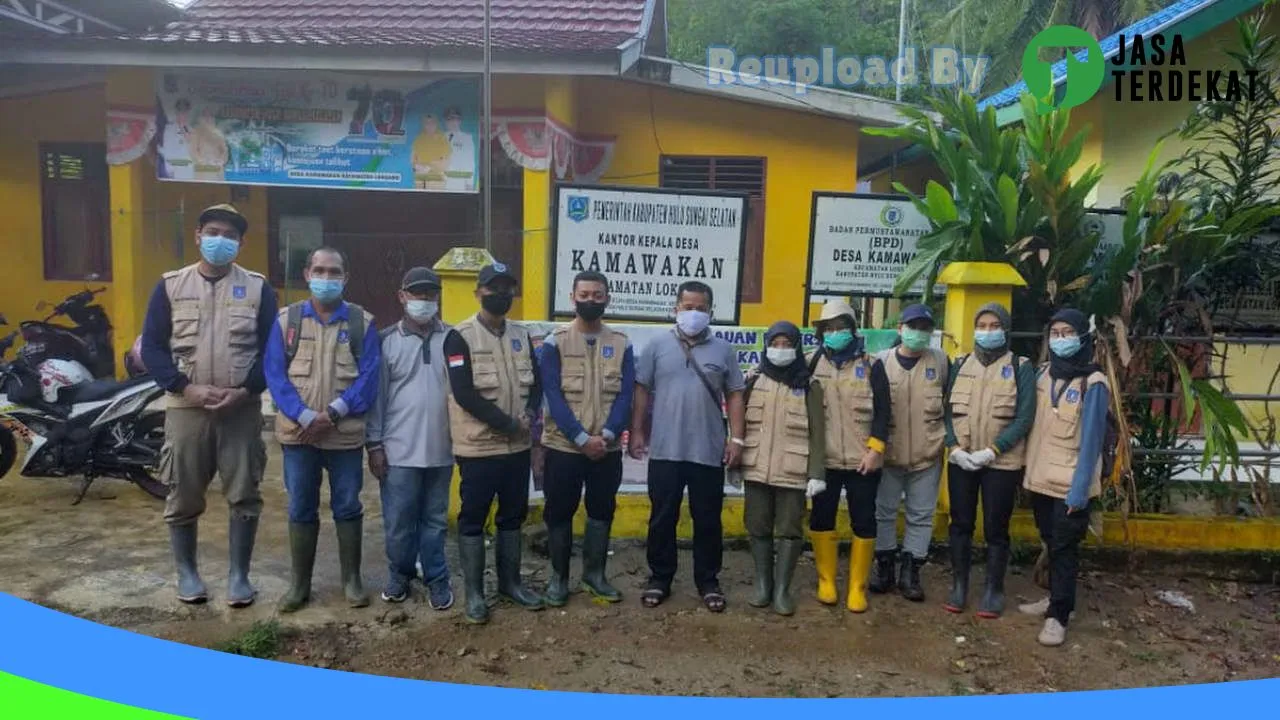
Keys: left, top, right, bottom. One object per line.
{"left": 629, "top": 281, "right": 746, "bottom": 613}
{"left": 366, "top": 267, "right": 455, "bottom": 610}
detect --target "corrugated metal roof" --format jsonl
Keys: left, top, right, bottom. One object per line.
{"left": 978, "top": 0, "right": 1226, "bottom": 110}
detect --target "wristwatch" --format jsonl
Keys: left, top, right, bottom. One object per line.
{"left": 730, "top": 437, "right": 745, "bottom": 446}
{"left": 326, "top": 407, "right": 341, "bottom": 424}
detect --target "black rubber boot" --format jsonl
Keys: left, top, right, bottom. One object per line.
{"left": 580, "top": 518, "right": 621, "bottom": 602}
{"left": 226, "top": 514, "right": 259, "bottom": 608}
{"left": 899, "top": 551, "right": 925, "bottom": 602}
{"left": 868, "top": 549, "right": 897, "bottom": 594}
{"left": 336, "top": 518, "right": 370, "bottom": 608}
{"left": 495, "top": 530, "right": 544, "bottom": 610}
{"left": 748, "top": 535, "right": 774, "bottom": 608}
{"left": 544, "top": 523, "right": 572, "bottom": 607}
{"left": 459, "top": 534, "right": 489, "bottom": 624}
{"left": 169, "top": 523, "right": 207, "bottom": 604}
{"left": 977, "top": 545, "right": 1010, "bottom": 618}
{"left": 772, "top": 538, "right": 804, "bottom": 616}
{"left": 279, "top": 522, "right": 319, "bottom": 613}
{"left": 944, "top": 535, "right": 972, "bottom": 613}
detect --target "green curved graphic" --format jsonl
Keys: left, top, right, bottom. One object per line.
{"left": 0, "top": 671, "right": 189, "bottom": 719}
{"left": 1022, "top": 25, "right": 1105, "bottom": 114}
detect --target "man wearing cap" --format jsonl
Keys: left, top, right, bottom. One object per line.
{"left": 141, "top": 203, "right": 279, "bottom": 608}
{"left": 265, "top": 246, "right": 381, "bottom": 613}
{"left": 442, "top": 261, "right": 544, "bottom": 623}
{"left": 871, "top": 303, "right": 951, "bottom": 602}
{"left": 366, "top": 267, "right": 457, "bottom": 610}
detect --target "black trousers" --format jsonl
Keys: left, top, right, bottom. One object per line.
{"left": 1031, "top": 491, "right": 1091, "bottom": 626}
{"left": 646, "top": 459, "right": 724, "bottom": 593}
{"left": 543, "top": 448, "right": 624, "bottom": 526}
{"left": 809, "top": 468, "right": 881, "bottom": 538}
{"left": 456, "top": 450, "right": 531, "bottom": 537}
{"left": 947, "top": 465, "right": 1021, "bottom": 549}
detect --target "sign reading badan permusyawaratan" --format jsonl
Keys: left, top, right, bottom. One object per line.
{"left": 808, "top": 192, "right": 938, "bottom": 297}
{"left": 154, "top": 70, "right": 480, "bottom": 193}
{"left": 551, "top": 184, "right": 749, "bottom": 324}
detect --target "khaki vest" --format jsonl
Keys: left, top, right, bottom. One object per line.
{"left": 273, "top": 303, "right": 373, "bottom": 450}
{"left": 809, "top": 351, "right": 875, "bottom": 470}
{"left": 880, "top": 348, "right": 948, "bottom": 471}
{"left": 1025, "top": 369, "right": 1110, "bottom": 501}
{"left": 162, "top": 263, "right": 266, "bottom": 409}
{"left": 741, "top": 375, "right": 812, "bottom": 490}
{"left": 446, "top": 314, "right": 535, "bottom": 458}
{"left": 542, "top": 323, "right": 628, "bottom": 455}
{"left": 949, "top": 352, "right": 1027, "bottom": 470}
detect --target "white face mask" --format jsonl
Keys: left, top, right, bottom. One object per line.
{"left": 766, "top": 347, "right": 797, "bottom": 366}
{"left": 675, "top": 309, "right": 711, "bottom": 336}
{"left": 406, "top": 299, "right": 438, "bottom": 321}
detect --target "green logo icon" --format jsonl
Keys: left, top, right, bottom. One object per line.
{"left": 1022, "top": 25, "right": 1105, "bottom": 114}
{"left": 880, "top": 204, "right": 903, "bottom": 227}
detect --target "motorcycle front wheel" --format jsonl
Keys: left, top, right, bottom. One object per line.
{"left": 128, "top": 412, "right": 168, "bottom": 500}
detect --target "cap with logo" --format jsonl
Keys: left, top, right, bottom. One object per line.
{"left": 198, "top": 203, "right": 248, "bottom": 235}
{"left": 401, "top": 267, "right": 441, "bottom": 291}
{"left": 477, "top": 261, "right": 517, "bottom": 288}
{"left": 899, "top": 303, "right": 935, "bottom": 326}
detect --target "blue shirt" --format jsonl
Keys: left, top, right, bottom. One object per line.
{"left": 539, "top": 331, "right": 636, "bottom": 445}
{"left": 263, "top": 301, "right": 381, "bottom": 429}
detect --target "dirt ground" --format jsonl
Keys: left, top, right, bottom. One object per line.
{"left": 1, "top": 446, "right": 1278, "bottom": 698}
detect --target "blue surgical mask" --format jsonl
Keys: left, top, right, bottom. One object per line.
{"left": 199, "top": 235, "right": 240, "bottom": 266}
{"left": 900, "top": 328, "right": 931, "bottom": 351}
{"left": 974, "top": 329, "right": 1006, "bottom": 350}
{"left": 1050, "top": 336, "right": 1082, "bottom": 358}
{"left": 309, "top": 278, "right": 344, "bottom": 303}
{"left": 823, "top": 329, "right": 854, "bottom": 352}
{"left": 406, "top": 299, "right": 438, "bottom": 321}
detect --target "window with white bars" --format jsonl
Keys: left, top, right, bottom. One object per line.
{"left": 659, "top": 155, "right": 766, "bottom": 303}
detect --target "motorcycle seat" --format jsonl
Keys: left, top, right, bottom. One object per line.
{"left": 65, "top": 375, "right": 155, "bottom": 404}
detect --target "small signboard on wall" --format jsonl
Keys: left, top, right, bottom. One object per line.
{"left": 551, "top": 184, "right": 749, "bottom": 324}
{"left": 807, "top": 192, "right": 938, "bottom": 298}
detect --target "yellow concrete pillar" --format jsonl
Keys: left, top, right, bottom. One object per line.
{"left": 934, "top": 261, "right": 1027, "bottom": 528}
{"left": 518, "top": 77, "right": 577, "bottom": 322}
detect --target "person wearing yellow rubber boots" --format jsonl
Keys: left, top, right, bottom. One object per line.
{"left": 805, "top": 300, "right": 890, "bottom": 612}
{"left": 738, "top": 321, "right": 826, "bottom": 616}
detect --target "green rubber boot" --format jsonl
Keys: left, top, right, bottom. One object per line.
{"left": 544, "top": 523, "right": 573, "bottom": 607}
{"left": 335, "top": 518, "right": 370, "bottom": 608}
{"left": 279, "top": 522, "right": 319, "bottom": 613}
{"left": 496, "top": 530, "right": 544, "bottom": 610}
{"left": 748, "top": 536, "right": 774, "bottom": 608}
{"left": 459, "top": 534, "right": 489, "bottom": 624}
{"left": 580, "top": 518, "right": 621, "bottom": 602}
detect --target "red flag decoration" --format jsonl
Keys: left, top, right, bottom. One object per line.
{"left": 490, "top": 110, "right": 616, "bottom": 182}
{"left": 107, "top": 105, "right": 157, "bottom": 166}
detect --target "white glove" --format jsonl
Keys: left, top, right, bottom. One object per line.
{"left": 970, "top": 448, "right": 997, "bottom": 468}
{"left": 806, "top": 478, "right": 827, "bottom": 498}
{"left": 949, "top": 448, "right": 976, "bottom": 471}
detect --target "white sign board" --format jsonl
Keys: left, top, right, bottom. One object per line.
{"left": 808, "top": 193, "right": 937, "bottom": 297}
{"left": 552, "top": 185, "right": 748, "bottom": 324}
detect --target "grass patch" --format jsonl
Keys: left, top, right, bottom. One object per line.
{"left": 214, "top": 620, "right": 285, "bottom": 659}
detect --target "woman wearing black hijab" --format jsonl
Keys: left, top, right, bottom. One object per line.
{"left": 737, "top": 321, "right": 826, "bottom": 616}
{"left": 1019, "top": 308, "right": 1111, "bottom": 647}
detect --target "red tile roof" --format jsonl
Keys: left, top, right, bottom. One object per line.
{"left": 139, "top": 0, "right": 654, "bottom": 52}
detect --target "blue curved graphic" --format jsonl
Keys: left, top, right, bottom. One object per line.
{"left": 0, "top": 591, "right": 1276, "bottom": 718}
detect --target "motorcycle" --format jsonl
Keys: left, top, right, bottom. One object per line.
{"left": 0, "top": 328, "right": 168, "bottom": 504}
{"left": 19, "top": 287, "right": 116, "bottom": 380}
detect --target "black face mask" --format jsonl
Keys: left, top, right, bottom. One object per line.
{"left": 481, "top": 292, "right": 514, "bottom": 316}
{"left": 576, "top": 300, "right": 607, "bottom": 322}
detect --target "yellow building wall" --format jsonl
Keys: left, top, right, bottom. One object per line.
{"left": 866, "top": 156, "right": 946, "bottom": 196}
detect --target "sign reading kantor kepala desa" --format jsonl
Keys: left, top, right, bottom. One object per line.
{"left": 551, "top": 184, "right": 748, "bottom": 324}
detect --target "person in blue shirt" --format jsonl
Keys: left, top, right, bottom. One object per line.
{"left": 1018, "top": 308, "right": 1111, "bottom": 647}
{"left": 538, "top": 271, "right": 636, "bottom": 606}
{"left": 264, "top": 247, "right": 380, "bottom": 613}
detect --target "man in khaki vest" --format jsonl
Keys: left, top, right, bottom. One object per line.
{"left": 538, "top": 271, "right": 635, "bottom": 607}
{"left": 264, "top": 247, "right": 381, "bottom": 613}
{"left": 871, "top": 303, "right": 950, "bottom": 602}
{"left": 442, "top": 261, "right": 544, "bottom": 624}
{"left": 140, "top": 204, "right": 278, "bottom": 608}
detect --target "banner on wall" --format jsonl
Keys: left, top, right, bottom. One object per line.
{"left": 106, "top": 105, "right": 157, "bottom": 166}
{"left": 489, "top": 112, "right": 617, "bottom": 182}
{"left": 550, "top": 185, "right": 749, "bottom": 324}
{"left": 807, "top": 192, "right": 939, "bottom": 298}
{"left": 154, "top": 70, "right": 480, "bottom": 192}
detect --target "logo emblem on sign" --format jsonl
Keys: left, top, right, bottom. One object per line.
{"left": 880, "top": 203, "right": 903, "bottom": 227}
{"left": 1066, "top": 388, "right": 1081, "bottom": 404}
{"left": 337, "top": 330, "right": 350, "bottom": 344}
{"left": 512, "top": 339, "right": 522, "bottom": 352}
{"left": 602, "top": 345, "right": 615, "bottom": 359}
{"left": 567, "top": 195, "right": 590, "bottom": 223}
{"left": 492, "top": 262, "right": 507, "bottom": 273}
{"left": 233, "top": 285, "right": 246, "bottom": 299}
{"left": 925, "top": 367, "right": 937, "bottom": 381}
{"left": 855, "top": 364, "right": 866, "bottom": 380}
{"left": 1002, "top": 364, "right": 1013, "bottom": 379}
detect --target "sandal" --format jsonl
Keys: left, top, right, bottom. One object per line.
{"left": 701, "top": 589, "right": 727, "bottom": 613}
{"left": 641, "top": 586, "right": 668, "bottom": 608}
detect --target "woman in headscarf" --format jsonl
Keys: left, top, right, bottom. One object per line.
{"left": 1018, "top": 308, "right": 1111, "bottom": 647}
{"left": 942, "top": 303, "right": 1035, "bottom": 619}
{"left": 738, "top": 321, "right": 826, "bottom": 616}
